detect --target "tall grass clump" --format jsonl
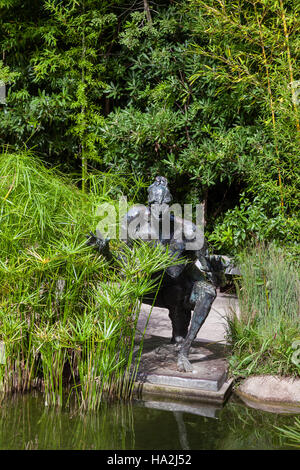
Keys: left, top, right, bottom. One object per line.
{"left": 227, "top": 244, "right": 300, "bottom": 378}
{"left": 0, "top": 151, "right": 176, "bottom": 410}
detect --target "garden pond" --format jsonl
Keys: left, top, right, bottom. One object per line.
{"left": 0, "top": 392, "right": 299, "bottom": 450}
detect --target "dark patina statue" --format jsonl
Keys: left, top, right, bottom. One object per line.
{"left": 87, "top": 176, "right": 229, "bottom": 373}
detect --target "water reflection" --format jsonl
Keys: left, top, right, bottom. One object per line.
{"left": 174, "top": 412, "right": 190, "bottom": 450}
{"left": 0, "top": 393, "right": 298, "bottom": 450}
{"left": 0, "top": 393, "right": 135, "bottom": 450}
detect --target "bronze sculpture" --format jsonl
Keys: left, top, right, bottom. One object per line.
{"left": 87, "top": 176, "right": 228, "bottom": 373}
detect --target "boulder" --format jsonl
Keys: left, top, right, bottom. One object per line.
{"left": 236, "top": 375, "right": 300, "bottom": 414}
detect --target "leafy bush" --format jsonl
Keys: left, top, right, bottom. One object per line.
{"left": 0, "top": 1, "right": 299, "bottom": 250}
{"left": 209, "top": 194, "right": 300, "bottom": 254}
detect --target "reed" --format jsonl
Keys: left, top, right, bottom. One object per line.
{"left": 227, "top": 243, "right": 300, "bottom": 378}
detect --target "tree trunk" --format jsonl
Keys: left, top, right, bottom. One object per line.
{"left": 143, "top": 0, "right": 152, "bottom": 25}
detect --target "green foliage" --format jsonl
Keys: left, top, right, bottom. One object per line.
{"left": 275, "top": 418, "right": 300, "bottom": 448}
{"left": 0, "top": 60, "right": 19, "bottom": 84}
{"left": 189, "top": 0, "right": 300, "bottom": 251}
{"left": 208, "top": 193, "right": 300, "bottom": 253}
{"left": 227, "top": 244, "right": 300, "bottom": 378}
{"left": 0, "top": 151, "right": 177, "bottom": 409}
{"left": 0, "top": 0, "right": 116, "bottom": 189}
{"left": 0, "top": 0, "right": 298, "bottom": 249}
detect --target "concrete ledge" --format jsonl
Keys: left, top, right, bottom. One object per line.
{"left": 134, "top": 378, "right": 233, "bottom": 405}
{"left": 139, "top": 370, "right": 226, "bottom": 392}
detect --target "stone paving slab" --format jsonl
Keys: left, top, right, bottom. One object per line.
{"left": 135, "top": 378, "right": 234, "bottom": 406}
{"left": 137, "top": 292, "right": 239, "bottom": 344}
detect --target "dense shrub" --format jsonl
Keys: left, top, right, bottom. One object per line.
{"left": 0, "top": 0, "right": 299, "bottom": 251}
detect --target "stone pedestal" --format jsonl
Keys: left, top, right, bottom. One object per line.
{"left": 134, "top": 334, "right": 233, "bottom": 406}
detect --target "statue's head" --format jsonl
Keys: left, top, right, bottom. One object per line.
{"left": 148, "top": 176, "right": 172, "bottom": 205}
{"left": 147, "top": 176, "right": 172, "bottom": 220}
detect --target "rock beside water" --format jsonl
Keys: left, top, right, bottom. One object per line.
{"left": 236, "top": 375, "right": 300, "bottom": 414}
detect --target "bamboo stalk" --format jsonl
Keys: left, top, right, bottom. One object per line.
{"left": 278, "top": 0, "right": 300, "bottom": 134}
{"left": 253, "top": 2, "right": 284, "bottom": 213}
{"left": 81, "top": 1, "right": 87, "bottom": 193}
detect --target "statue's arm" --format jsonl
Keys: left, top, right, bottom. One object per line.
{"left": 86, "top": 230, "right": 112, "bottom": 261}
{"left": 195, "top": 245, "right": 240, "bottom": 287}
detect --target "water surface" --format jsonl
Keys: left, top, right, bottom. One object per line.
{"left": 0, "top": 393, "right": 298, "bottom": 450}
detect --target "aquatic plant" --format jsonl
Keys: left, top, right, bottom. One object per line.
{"left": 0, "top": 151, "right": 177, "bottom": 409}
